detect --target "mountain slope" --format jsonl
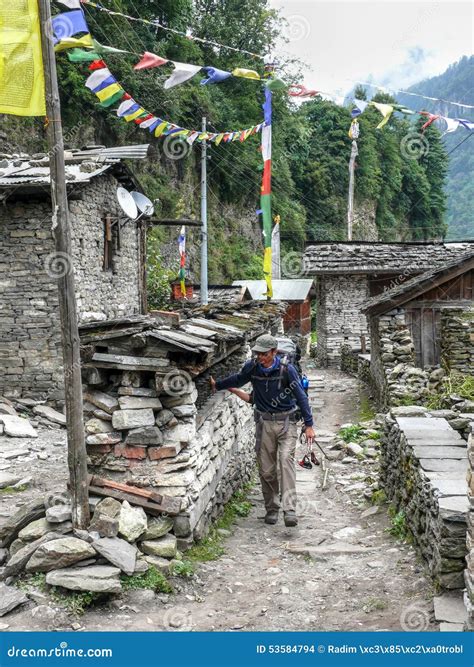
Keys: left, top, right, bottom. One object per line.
{"left": 397, "top": 56, "right": 474, "bottom": 240}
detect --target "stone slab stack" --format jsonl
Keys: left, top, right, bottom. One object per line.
{"left": 380, "top": 410, "right": 468, "bottom": 589}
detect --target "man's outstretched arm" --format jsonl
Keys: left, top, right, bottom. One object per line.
{"left": 210, "top": 360, "right": 254, "bottom": 393}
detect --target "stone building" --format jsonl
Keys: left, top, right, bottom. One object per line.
{"left": 362, "top": 250, "right": 474, "bottom": 408}
{"left": 303, "top": 242, "right": 474, "bottom": 367}
{"left": 0, "top": 146, "right": 150, "bottom": 400}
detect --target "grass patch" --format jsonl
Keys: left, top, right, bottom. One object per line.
{"left": 50, "top": 588, "right": 102, "bottom": 616}
{"left": 0, "top": 485, "right": 28, "bottom": 494}
{"left": 16, "top": 573, "right": 47, "bottom": 593}
{"left": 186, "top": 483, "right": 254, "bottom": 563}
{"left": 358, "top": 394, "right": 376, "bottom": 422}
{"left": 339, "top": 425, "right": 364, "bottom": 443}
{"left": 121, "top": 566, "right": 173, "bottom": 594}
{"left": 362, "top": 597, "right": 388, "bottom": 613}
{"left": 386, "top": 507, "right": 411, "bottom": 541}
{"left": 169, "top": 560, "right": 195, "bottom": 578}
{"left": 393, "top": 394, "right": 420, "bottom": 407}
{"left": 425, "top": 372, "right": 474, "bottom": 410}
{"left": 370, "top": 489, "right": 387, "bottom": 505}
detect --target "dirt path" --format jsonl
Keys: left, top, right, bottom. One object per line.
{"left": 3, "top": 366, "right": 436, "bottom": 633}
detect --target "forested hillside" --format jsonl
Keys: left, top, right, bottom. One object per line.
{"left": 0, "top": 0, "right": 452, "bottom": 288}
{"left": 398, "top": 56, "right": 474, "bottom": 240}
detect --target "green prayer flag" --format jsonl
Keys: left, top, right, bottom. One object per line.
{"left": 68, "top": 49, "right": 101, "bottom": 63}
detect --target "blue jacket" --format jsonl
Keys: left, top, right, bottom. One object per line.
{"left": 215, "top": 356, "right": 313, "bottom": 426}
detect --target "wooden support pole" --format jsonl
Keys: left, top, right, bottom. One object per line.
{"left": 38, "top": 0, "right": 90, "bottom": 528}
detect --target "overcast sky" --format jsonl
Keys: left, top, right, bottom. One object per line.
{"left": 269, "top": 1, "right": 473, "bottom": 103}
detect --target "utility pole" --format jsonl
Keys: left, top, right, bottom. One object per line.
{"left": 200, "top": 117, "right": 208, "bottom": 305}
{"left": 347, "top": 140, "right": 358, "bottom": 241}
{"left": 38, "top": 0, "right": 90, "bottom": 528}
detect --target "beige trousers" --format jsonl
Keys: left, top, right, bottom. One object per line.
{"left": 255, "top": 418, "right": 298, "bottom": 513}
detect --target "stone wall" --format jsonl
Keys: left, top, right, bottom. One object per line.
{"left": 315, "top": 275, "right": 370, "bottom": 366}
{"left": 466, "top": 428, "right": 474, "bottom": 629}
{"left": 441, "top": 307, "right": 474, "bottom": 375}
{"left": 69, "top": 175, "right": 142, "bottom": 323}
{"left": 0, "top": 174, "right": 142, "bottom": 399}
{"left": 83, "top": 348, "right": 256, "bottom": 550}
{"left": 380, "top": 410, "right": 468, "bottom": 590}
{"left": 369, "top": 309, "right": 448, "bottom": 409}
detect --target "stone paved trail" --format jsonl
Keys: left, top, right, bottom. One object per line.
{"left": 3, "top": 368, "right": 437, "bottom": 633}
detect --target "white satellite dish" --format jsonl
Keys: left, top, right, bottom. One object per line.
{"left": 116, "top": 187, "right": 138, "bottom": 220}
{"left": 131, "top": 191, "right": 154, "bottom": 217}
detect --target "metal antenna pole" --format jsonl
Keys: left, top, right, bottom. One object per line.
{"left": 200, "top": 117, "right": 208, "bottom": 305}
{"left": 38, "top": 0, "right": 90, "bottom": 528}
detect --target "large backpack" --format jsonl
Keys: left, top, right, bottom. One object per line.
{"left": 250, "top": 336, "right": 308, "bottom": 396}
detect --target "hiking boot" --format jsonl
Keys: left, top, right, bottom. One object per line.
{"left": 264, "top": 510, "right": 279, "bottom": 525}
{"left": 284, "top": 510, "right": 298, "bottom": 527}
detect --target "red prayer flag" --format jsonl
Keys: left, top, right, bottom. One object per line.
{"left": 134, "top": 52, "right": 168, "bottom": 70}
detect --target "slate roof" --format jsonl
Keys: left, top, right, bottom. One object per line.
{"left": 362, "top": 250, "right": 474, "bottom": 315}
{"left": 79, "top": 300, "right": 285, "bottom": 376}
{"left": 303, "top": 242, "right": 474, "bottom": 275}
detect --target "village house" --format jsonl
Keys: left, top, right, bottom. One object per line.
{"left": 0, "top": 145, "right": 150, "bottom": 401}
{"left": 361, "top": 250, "right": 474, "bottom": 408}
{"left": 234, "top": 279, "right": 314, "bottom": 341}
{"left": 303, "top": 241, "right": 474, "bottom": 367}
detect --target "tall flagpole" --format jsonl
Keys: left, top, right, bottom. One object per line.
{"left": 200, "top": 116, "right": 208, "bottom": 305}
{"left": 38, "top": 0, "right": 90, "bottom": 529}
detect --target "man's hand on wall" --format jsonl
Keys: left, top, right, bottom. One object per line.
{"left": 209, "top": 376, "right": 216, "bottom": 393}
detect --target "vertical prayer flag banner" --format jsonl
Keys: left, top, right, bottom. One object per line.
{"left": 261, "top": 87, "right": 273, "bottom": 298}
{"left": 178, "top": 226, "right": 186, "bottom": 296}
{"left": 0, "top": 0, "right": 46, "bottom": 116}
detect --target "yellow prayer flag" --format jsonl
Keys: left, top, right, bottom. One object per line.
{"left": 154, "top": 121, "right": 169, "bottom": 138}
{"left": 232, "top": 68, "right": 260, "bottom": 80}
{"left": 54, "top": 34, "right": 93, "bottom": 53}
{"left": 95, "top": 83, "right": 122, "bottom": 103}
{"left": 123, "top": 108, "right": 146, "bottom": 122}
{"left": 0, "top": 0, "right": 45, "bottom": 116}
{"left": 263, "top": 246, "right": 273, "bottom": 298}
{"left": 371, "top": 102, "right": 394, "bottom": 129}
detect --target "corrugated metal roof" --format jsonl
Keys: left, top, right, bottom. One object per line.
{"left": 71, "top": 145, "right": 150, "bottom": 160}
{"left": 0, "top": 163, "right": 112, "bottom": 187}
{"left": 0, "top": 145, "right": 150, "bottom": 190}
{"left": 233, "top": 279, "right": 314, "bottom": 301}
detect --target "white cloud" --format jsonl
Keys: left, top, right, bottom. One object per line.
{"left": 269, "top": 0, "right": 473, "bottom": 98}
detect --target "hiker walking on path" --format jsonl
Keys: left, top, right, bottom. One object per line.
{"left": 210, "top": 334, "right": 315, "bottom": 527}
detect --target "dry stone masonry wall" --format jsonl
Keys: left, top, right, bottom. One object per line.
{"left": 441, "top": 307, "right": 474, "bottom": 376}
{"left": 466, "top": 429, "right": 474, "bottom": 630}
{"left": 380, "top": 410, "right": 469, "bottom": 590}
{"left": 84, "top": 353, "right": 255, "bottom": 551}
{"left": 316, "top": 275, "right": 369, "bottom": 367}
